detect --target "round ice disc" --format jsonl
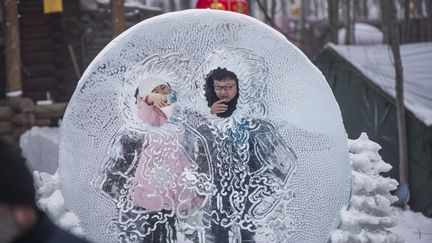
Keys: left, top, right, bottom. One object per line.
{"left": 59, "top": 9, "right": 351, "bottom": 243}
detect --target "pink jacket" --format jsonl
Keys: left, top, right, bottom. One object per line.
{"left": 137, "top": 96, "right": 167, "bottom": 126}
{"left": 133, "top": 96, "right": 203, "bottom": 213}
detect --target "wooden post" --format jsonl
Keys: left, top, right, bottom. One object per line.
{"left": 111, "top": 0, "right": 126, "bottom": 38}
{"left": 3, "top": 0, "right": 23, "bottom": 97}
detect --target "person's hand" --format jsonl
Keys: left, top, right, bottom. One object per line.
{"left": 147, "top": 93, "right": 167, "bottom": 108}
{"left": 210, "top": 99, "right": 228, "bottom": 114}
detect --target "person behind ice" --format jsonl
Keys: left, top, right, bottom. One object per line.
{"left": 132, "top": 76, "right": 203, "bottom": 242}
{"left": 135, "top": 75, "right": 176, "bottom": 125}
{"left": 203, "top": 67, "right": 258, "bottom": 242}
{"left": 198, "top": 67, "right": 297, "bottom": 243}
{"left": 0, "top": 139, "right": 90, "bottom": 243}
{"left": 205, "top": 67, "right": 239, "bottom": 118}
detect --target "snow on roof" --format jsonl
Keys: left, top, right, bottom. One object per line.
{"left": 326, "top": 42, "right": 432, "bottom": 126}
{"left": 338, "top": 23, "right": 383, "bottom": 45}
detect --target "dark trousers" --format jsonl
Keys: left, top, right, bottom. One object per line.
{"left": 142, "top": 210, "right": 177, "bottom": 243}
{"left": 210, "top": 221, "right": 255, "bottom": 243}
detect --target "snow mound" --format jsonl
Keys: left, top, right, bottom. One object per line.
{"left": 331, "top": 133, "right": 402, "bottom": 243}
{"left": 20, "top": 127, "right": 60, "bottom": 174}
{"left": 33, "top": 170, "right": 84, "bottom": 237}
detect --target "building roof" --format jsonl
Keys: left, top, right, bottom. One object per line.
{"left": 326, "top": 42, "right": 432, "bottom": 126}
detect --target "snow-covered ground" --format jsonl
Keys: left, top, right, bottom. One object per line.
{"left": 20, "top": 127, "right": 432, "bottom": 242}
{"left": 389, "top": 207, "right": 432, "bottom": 243}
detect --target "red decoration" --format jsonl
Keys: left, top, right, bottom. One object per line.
{"left": 196, "top": 0, "right": 249, "bottom": 15}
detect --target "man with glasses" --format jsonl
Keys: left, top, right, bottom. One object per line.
{"left": 205, "top": 67, "right": 239, "bottom": 118}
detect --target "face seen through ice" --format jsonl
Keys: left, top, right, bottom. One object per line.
{"left": 151, "top": 84, "right": 171, "bottom": 95}
{"left": 214, "top": 78, "right": 238, "bottom": 102}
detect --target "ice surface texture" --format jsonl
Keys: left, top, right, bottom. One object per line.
{"left": 59, "top": 9, "right": 351, "bottom": 243}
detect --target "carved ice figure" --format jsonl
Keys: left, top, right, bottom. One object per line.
{"left": 59, "top": 9, "right": 351, "bottom": 243}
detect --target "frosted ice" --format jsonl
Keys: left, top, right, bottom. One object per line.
{"left": 59, "top": 9, "right": 351, "bottom": 243}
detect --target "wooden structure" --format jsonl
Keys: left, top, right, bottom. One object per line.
{"left": 3, "top": 0, "right": 82, "bottom": 102}
{"left": 315, "top": 43, "right": 432, "bottom": 217}
{"left": 1, "top": 0, "right": 161, "bottom": 103}
{"left": 0, "top": 98, "right": 67, "bottom": 143}
{"left": 3, "top": 0, "right": 22, "bottom": 97}
{"left": 0, "top": 0, "right": 162, "bottom": 143}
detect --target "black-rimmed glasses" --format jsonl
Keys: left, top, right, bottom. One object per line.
{"left": 214, "top": 85, "right": 235, "bottom": 91}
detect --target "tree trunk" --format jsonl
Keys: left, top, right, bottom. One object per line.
{"left": 111, "top": 0, "right": 126, "bottom": 38}
{"left": 353, "top": 0, "right": 360, "bottom": 19}
{"left": 362, "top": 0, "right": 368, "bottom": 18}
{"left": 168, "top": 0, "right": 176, "bottom": 11}
{"left": 381, "top": 0, "right": 409, "bottom": 202}
{"left": 403, "top": 0, "right": 411, "bottom": 43}
{"left": 313, "top": 0, "right": 318, "bottom": 17}
{"left": 328, "top": 0, "right": 339, "bottom": 43}
{"left": 414, "top": 0, "right": 423, "bottom": 15}
{"left": 343, "top": 0, "right": 351, "bottom": 44}
{"left": 380, "top": 0, "right": 390, "bottom": 44}
{"left": 352, "top": 0, "right": 357, "bottom": 43}
{"left": 3, "top": 0, "right": 23, "bottom": 97}
{"left": 300, "top": 0, "right": 308, "bottom": 50}
{"left": 179, "top": 0, "right": 190, "bottom": 10}
{"left": 426, "top": 0, "right": 432, "bottom": 41}
{"left": 247, "top": 0, "right": 253, "bottom": 16}
{"left": 270, "top": 0, "right": 276, "bottom": 21}
{"left": 280, "top": 0, "right": 287, "bottom": 16}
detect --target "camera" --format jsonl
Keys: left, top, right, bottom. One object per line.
{"left": 165, "top": 92, "right": 177, "bottom": 105}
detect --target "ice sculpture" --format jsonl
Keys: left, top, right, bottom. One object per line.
{"left": 59, "top": 9, "right": 351, "bottom": 243}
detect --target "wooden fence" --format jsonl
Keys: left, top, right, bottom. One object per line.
{"left": 0, "top": 98, "right": 66, "bottom": 143}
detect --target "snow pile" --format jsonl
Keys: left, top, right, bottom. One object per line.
{"left": 331, "top": 133, "right": 401, "bottom": 243}
{"left": 33, "top": 170, "right": 84, "bottom": 237}
{"left": 20, "top": 127, "right": 60, "bottom": 174}
{"left": 389, "top": 207, "right": 432, "bottom": 243}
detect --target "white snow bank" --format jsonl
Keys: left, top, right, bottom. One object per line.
{"left": 20, "top": 127, "right": 60, "bottom": 174}
{"left": 389, "top": 207, "right": 432, "bottom": 243}
{"left": 33, "top": 170, "right": 84, "bottom": 237}
{"left": 327, "top": 42, "right": 432, "bottom": 126}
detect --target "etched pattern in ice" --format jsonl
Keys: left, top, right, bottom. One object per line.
{"left": 59, "top": 9, "right": 351, "bottom": 243}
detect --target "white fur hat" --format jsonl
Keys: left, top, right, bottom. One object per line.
{"left": 138, "top": 74, "right": 169, "bottom": 97}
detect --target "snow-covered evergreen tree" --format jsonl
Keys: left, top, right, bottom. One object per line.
{"left": 331, "top": 133, "right": 402, "bottom": 243}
